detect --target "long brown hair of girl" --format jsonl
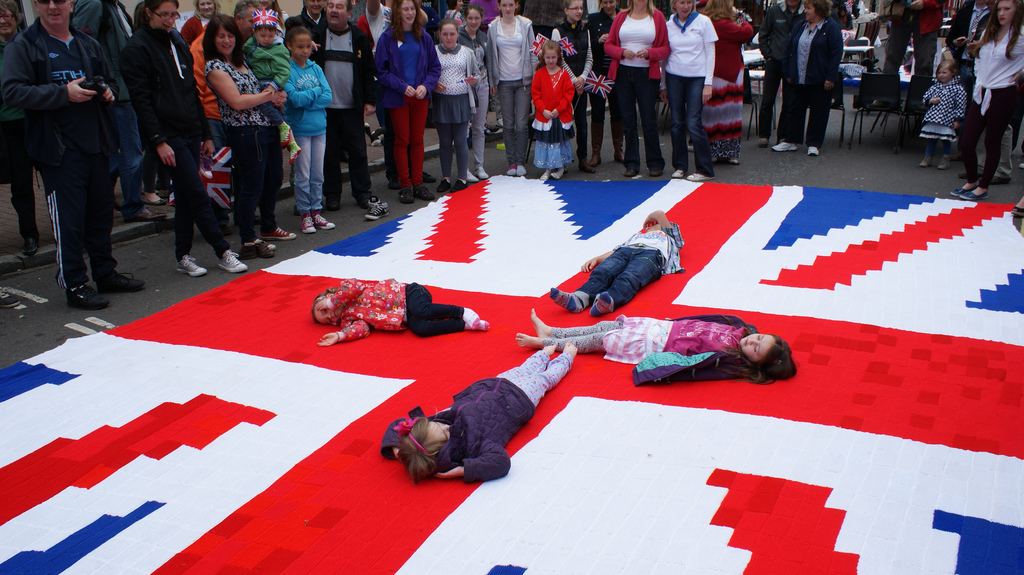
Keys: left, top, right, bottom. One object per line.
{"left": 390, "top": 0, "right": 428, "bottom": 42}
{"left": 971, "top": 0, "right": 1024, "bottom": 58}
{"left": 535, "top": 39, "right": 564, "bottom": 70}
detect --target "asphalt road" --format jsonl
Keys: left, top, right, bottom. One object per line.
{"left": 2, "top": 113, "right": 1022, "bottom": 369}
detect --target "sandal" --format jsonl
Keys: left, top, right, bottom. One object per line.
{"left": 1011, "top": 206, "right": 1024, "bottom": 218}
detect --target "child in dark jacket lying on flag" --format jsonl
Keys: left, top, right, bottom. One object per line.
{"left": 516, "top": 309, "right": 795, "bottom": 384}
{"left": 312, "top": 278, "right": 489, "bottom": 345}
{"left": 381, "top": 343, "right": 577, "bottom": 483}
{"left": 549, "top": 210, "right": 685, "bottom": 317}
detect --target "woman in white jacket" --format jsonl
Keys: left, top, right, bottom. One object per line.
{"left": 486, "top": 0, "right": 536, "bottom": 176}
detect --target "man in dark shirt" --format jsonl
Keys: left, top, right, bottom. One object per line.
{"left": 2, "top": 0, "right": 145, "bottom": 310}
{"left": 285, "top": 0, "right": 328, "bottom": 67}
{"left": 757, "top": 0, "right": 804, "bottom": 147}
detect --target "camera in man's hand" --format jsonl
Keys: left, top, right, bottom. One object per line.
{"left": 78, "top": 76, "right": 109, "bottom": 102}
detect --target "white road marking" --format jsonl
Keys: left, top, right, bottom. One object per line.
{"left": 0, "top": 288, "right": 48, "bottom": 304}
{"left": 64, "top": 323, "right": 97, "bottom": 335}
{"left": 85, "top": 317, "right": 116, "bottom": 329}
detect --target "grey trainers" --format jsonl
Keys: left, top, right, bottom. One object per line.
{"left": 365, "top": 198, "right": 390, "bottom": 221}
{"left": 218, "top": 250, "right": 248, "bottom": 273}
{"left": 176, "top": 254, "right": 208, "bottom": 277}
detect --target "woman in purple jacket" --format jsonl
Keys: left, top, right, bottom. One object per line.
{"left": 382, "top": 343, "right": 577, "bottom": 483}
{"left": 375, "top": 0, "right": 442, "bottom": 204}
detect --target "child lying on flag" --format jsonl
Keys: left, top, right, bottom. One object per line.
{"left": 381, "top": 343, "right": 577, "bottom": 483}
{"left": 549, "top": 209, "right": 684, "bottom": 316}
{"left": 312, "top": 279, "right": 489, "bottom": 345}
{"left": 516, "top": 309, "right": 796, "bottom": 384}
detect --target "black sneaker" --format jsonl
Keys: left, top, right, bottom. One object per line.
{"left": 365, "top": 198, "right": 390, "bottom": 221}
{"left": 387, "top": 175, "right": 402, "bottom": 190}
{"left": 413, "top": 185, "right": 435, "bottom": 201}
{"left": 451, "top": 179, "right": 468, "bottom": 192}
{"left": 436, "top": 179, "right": 452, "bottom": 194}
{"left": 66, "top": 284, "right": 109, "bottom": 310}
{"left": 399, "top": 187, "right": 414, "bottom": 204}
{"left": 421, "top": 172, "right": 437, "bottom": 184}
{"left": 325, "top": 196, "right": 341, "bottom": 211}
{"left": 96, "top": 272, "right": 145, "bottom": 293}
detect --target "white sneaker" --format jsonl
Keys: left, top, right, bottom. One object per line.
{"left": 218, "top": 250, "right": 248, "bottom": 273}
{"left": 475, "top": 167, "right": 490, "bottom": 180}
{"left": 807, "top": 146, "right": 820, "bottom": 156}
{"left": 540, "top": 169, "right": 550, "bottom": 181}
{"left": 506, "top": 165, "right": 517, "bottom": 176}
{"left": 686, "top": 172, "right": 714, "bottom": 182}
{"left": 772, "top": 142, "right": 799, "bottom": 152}
{"left": 300, "top": 214, "right": 316, "bottom": 234}
{"left": 466, "top": 171, "right": 479, "bottom": 183}
{"left": 671, "top": 169, "right": 685, "bottom": 179}
{"left": 551, "top": 167, "right": 563, "bottom": 180}
{"left": 516, "top": 165, "right": 527, "bottom": 177}
{"left": 176, "top": 254, "right": 207, "bottom": 277}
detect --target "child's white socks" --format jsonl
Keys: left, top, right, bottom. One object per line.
{"left": 463, "top": 307, "right": 490, "bottom": 331}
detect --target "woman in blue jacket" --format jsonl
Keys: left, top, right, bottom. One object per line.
{"left": 771, "top": 0, "right": 842, "bottom": 157}
{"left": 382, "top": 343, "right": 577, "bottom": 483}
{"left": 375, "top": 0, "right": 442, "bottom": 204}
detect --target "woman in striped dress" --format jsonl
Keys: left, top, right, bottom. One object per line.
{"left": 700, "top": 0, "right": 752, "bottom": 164}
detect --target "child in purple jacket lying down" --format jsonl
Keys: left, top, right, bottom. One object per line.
{"left": 381, "top": 343, "right": 577, "bottom": 484}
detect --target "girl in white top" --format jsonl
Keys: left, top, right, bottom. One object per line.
{"left": 433, "top": 19, "right": 479, "bottom": 192}
{"left": 660, "top": 0, "right": 717, "bottom": 181}
{"left": 485, "top": 0, "right": 537, "bottom": 176}
{"left": 957, "top": 0, "right": 1024, "bottom": 202}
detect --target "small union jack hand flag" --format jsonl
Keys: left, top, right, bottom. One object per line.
{"left": 559, "top": 37, "right": 577, "bottom": 56}
{"left": 584, "top": 71, "right": 614, "bottom": 99}
{"left": 531, "top": 33, "right": 549, "bottom": 56}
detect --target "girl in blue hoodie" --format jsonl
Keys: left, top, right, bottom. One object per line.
{"left": 283, "top": 26, "right": 335, "bottom": 234}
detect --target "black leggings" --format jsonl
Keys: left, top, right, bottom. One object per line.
{"left": 404, "top": 283, "right": 465, "bottom": 337}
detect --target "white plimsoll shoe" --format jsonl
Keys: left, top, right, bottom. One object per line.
{"left": 176, "top": 254, "right": 207, "bottom": 277}
{"left": 475, "top": 167, "right": 489, "bottom": 180}
{"left": 466, "top": 171, "right": 479, "bottom": 183}
{"left": 772, "top": 142, "right": 799, "bottom": 152}
{"left": 686, "top": 172, "right": 714, "bottom": 182}
{"left": 516, "top": 165, "right": 527, "bottom": 177}
{"left": 218, "top": 250, "right": 248, "bottom": 273}
{"left": 807, "top": 146, "right": 820, "bottom": 156}
{"left": 540, "top": 169, "right": 551, "bottom": 181}
{"left": 671, "top": 169, "right": 685, "bottom": 179}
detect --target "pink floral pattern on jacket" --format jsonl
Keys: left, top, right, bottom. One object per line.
{"left": 329, "top": 279, "right": 408, "bottom": 341}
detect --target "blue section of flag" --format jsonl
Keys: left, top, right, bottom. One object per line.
{"left": 966, "top": 271, "right": 1024, "bottom": 315}
{"left": 550, "top": 180, "right": 666, "bottom": 240}
{"left": 932, "top": 509, "right": 1024, "bottom": 575}
{"left": 316, "top": 216, "right": 409, "bottom": 257}
{"left": 0, "top": 362, "right": 79, "bottom": 404}
{"left": 487, "top": 566, "right": 527, "bottom": 575}
{"left": 0, "top": 501, "right": 165, "bottom": 575}
{"left": 763, "top": 188, "right": 934, "bottom": 250}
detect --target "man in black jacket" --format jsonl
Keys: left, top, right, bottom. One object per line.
{"left": 321, "top": 0, "right": 387, "bottom": 220}
{"left": 286, "top": 0, "right": 328, "bottom": 67}
{"left": 757, "top": 0, "right": 804, "bottom": 148}
{"left": 1, "top": 0, "right": 145, "bottom": 309}
{"left": 73, "top": 0, "right": 166, "bottom": 222}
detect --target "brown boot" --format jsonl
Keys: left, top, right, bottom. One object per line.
{"left": 579, "top": 156, "right": 595, "bottom": 173}
{"left": 611, "top": 121, "right": 624, "bottom": 163}
{"left": 590, "top": 122, "right": 604, "bottom": 166}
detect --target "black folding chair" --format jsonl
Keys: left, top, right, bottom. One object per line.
{"left": 894, "top": 74, "right": 933, "bottom": 154}
{"left": 831, "top": 72, "right": 846, "bottom": 147}
{"left": 848, "top": 72, "right": 901, "bottom": 148}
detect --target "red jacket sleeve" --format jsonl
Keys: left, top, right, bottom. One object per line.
{"left": 556, "top": 72, "right": 574, "bottom": 120}
{"left": 531, "top": 73, "right": 545, "bottom": 115}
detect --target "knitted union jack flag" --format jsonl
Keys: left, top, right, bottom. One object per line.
{"left": 531, "top": 33, "right": 549, "bottom": 56}
{"left": 584, "top": 70, "right": 614, "bottom": 98}
{"left": 253, "top": 8, "right": 279, "bottom": 27}
{"left": 558, "top": 37, "right": 576, "bottom": 56}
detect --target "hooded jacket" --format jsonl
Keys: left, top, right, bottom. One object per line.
{"left": 485, "top": 15, "right": 536, "bottom": 84}
{"left": 0, "top": 20, "right": 117, "bottom": 165}
{"left": 632, "top": 315, "right": 757, "bottom": 385}
{"left": 381, "top": 377, "right": 537, "bottom": 482}
{"left": 374, "top": 26, "right": 441, "bottom": 109}
{"left": 120, "top": 25, "right": 211, "bottom": 146}
{"left": 71, "top": 0, "right": 133, "bottom": 103}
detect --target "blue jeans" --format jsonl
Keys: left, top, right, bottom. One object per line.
{"left": 293, "top": 133, "right": 326, "bottom": 213}
{"left": 577, "top": 246, "right": 664, "bottom": 308}
{"left": 108, "top": 103, "right": 145, "bottom": 220}
{"left": 226, "top": 125, "right": 282, "bottom": 243}
{"left": 923, "top": 138, "right": 951, "bottom": 156}
{"left": 666, "top": 73, "right": 714, "bottom": 177}
{"left": 616, "top": 66, "right": 664, "bottom": 172}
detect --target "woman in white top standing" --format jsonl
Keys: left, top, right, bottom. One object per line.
{"left": 660, "top": 0, "right": 716, "bottom": 181}
{"left": 604, "top": 0, "right": 670, "bottom": 178}
{"left": 957, "top": 0, "right": 1024, "bottom": 202}
{"left": 486, "top": 0, "right": 537, "bottom": 176}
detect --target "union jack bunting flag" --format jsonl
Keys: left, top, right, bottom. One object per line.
{"left": 201, "top": 147, "right": 232, "bottom": 209}
{"left": 558, "top": 37, "right": 577, "bottom": 56}
{"left": 531, "top": 33, "right": 549, "bottom": 56}
{"left": 252, "top": 8, "right": 278, "bottom": 27}
{"left": 584, "top": 70, "right": 614, "bottom": 98}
